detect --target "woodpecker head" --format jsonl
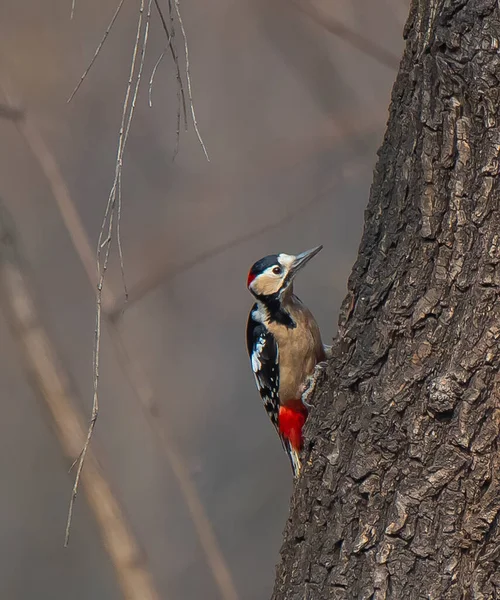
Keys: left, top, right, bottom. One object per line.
{"left": 247, "top": 246, "right": 322, "bottom": 301}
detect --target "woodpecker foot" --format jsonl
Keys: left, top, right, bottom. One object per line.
{"left": 301, "top": 361, "right": 327, "bottom": 408}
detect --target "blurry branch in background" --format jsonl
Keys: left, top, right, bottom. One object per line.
{"left": 103, "top": 328, "right": 241, "bottom": 600}
{"left": 0, "top": 96, "right": 240, "bottom": 600}
{"left": 0, "top": 199, "right": 161, "bottom": 600}
{"left": 293, "top": 0, "right": 400, "bottom": 70}
{"left": 2, "top": 104, "right": 107, "bottom": 304}
{"left": 0, "top": 102, "right": 24, "bottom": 122}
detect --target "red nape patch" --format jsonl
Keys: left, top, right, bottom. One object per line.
{"left": 279, "top": 405, "right": 308, "bottom": 451}
{"left": 247, "top": 271, "right": 256, "bottom": 288}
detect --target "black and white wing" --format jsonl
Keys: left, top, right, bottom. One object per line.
{"left": 246, "top": 306, "right": 280, "bottom": 432}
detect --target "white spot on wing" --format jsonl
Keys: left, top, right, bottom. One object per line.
{"left": 251, "top": 336, "right": 265, "bottom": 373}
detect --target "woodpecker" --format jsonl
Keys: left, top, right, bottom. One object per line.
{"left": 246, "top": 246, "right": 328, "bottom": 477}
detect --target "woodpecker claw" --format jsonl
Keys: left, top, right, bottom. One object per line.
{"left": 302, "top": 398, "right": 313, "bottom": 409}
{"left": 301, "top": 361, "right": 327, "bottom": 408}
{"left": 323, "top": 344, "right": 333, "bottom": 359}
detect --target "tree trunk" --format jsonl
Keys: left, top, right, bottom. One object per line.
{"left": 272, "top": 1, "right": 500, "bottom": 598}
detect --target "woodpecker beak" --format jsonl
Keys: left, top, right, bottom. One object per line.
{"left": 289, "top": 245, "right": 323, "bottom": 277}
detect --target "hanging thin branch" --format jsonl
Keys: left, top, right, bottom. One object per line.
{"left": 173, "top": 0, "right": 209, "bottom": 160}
{"left": 65, "top": 0, "right": 151, "bottom": 546}
{"left": 66, "top": 0, "right": 211, "bottom": 540}
{"left": 149, "top": 48, "right": 167, "bottom": 107}
{"left": 153, "top": 0, "right": 187, "bottom": 134}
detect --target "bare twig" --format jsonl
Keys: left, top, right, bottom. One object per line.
{"left": 169, "top": 0, "right": 182, "bottom": 159}
{"left": 153, "top": 0, "right": 187, "bottom": 135}
{"left": 148, "top": 42, "right": 183, "bottom": 159}
{"left": 67, "top": 0, "right": 192, "bottom": 160}
{"left": 68, "top": 0, "right": 127, "bottom": 103}
{"left": 174, "top": 90, "right": 181, "bottom": 160}
{"left": 66, "top": 0, "right": 148, "bottom": 546}
{"left": 173, "top": 0, "right": 209, "bottom": 160}
{"left": 0, "top": 199, "right": 160, "bottom": 600}
{"left": 116, "top": 170, "right": 128, "bottom": 303}
{"left": 64, "top": 208, "right": 112, "bottom": 547}
{"left": 148, "top": 48, "right": 167, "bottom": 107}
{"left": 293, "top": 0, "right": 400, "bottom": 70}
{"left": 123, "top": 0, "right": 152, "bottom": 150}
{"left": 115, "top": 0, "right": 153, "bottom": 304}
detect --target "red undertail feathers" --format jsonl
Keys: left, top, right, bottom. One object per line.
{"left": 279, "top": 405, "right": 307, "bottom": 452}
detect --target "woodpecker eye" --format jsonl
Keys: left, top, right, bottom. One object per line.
{"left": 272, "top": 266, "right": 282, "bottom": 275}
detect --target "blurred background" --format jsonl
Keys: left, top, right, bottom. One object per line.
{"left": 0, "top": 1, "right": 407, "bottom": 598}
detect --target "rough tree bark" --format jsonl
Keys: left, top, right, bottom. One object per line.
{"left": 272, "top": 1, "right": 500, "bottom": 598}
